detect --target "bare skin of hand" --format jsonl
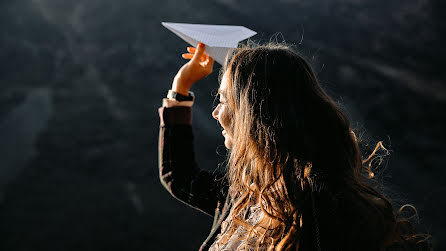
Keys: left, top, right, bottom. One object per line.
{"left": 171, "top": 43, "right": 214, "bottom": 95}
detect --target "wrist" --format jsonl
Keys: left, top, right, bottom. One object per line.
{"left": 172, "top": 77, "right": 191, "bottom": 96}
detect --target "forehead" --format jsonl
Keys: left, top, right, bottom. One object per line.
{"left": 218, "top": 71, "right": 230, "bottom": 94}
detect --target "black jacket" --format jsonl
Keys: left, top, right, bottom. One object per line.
{"left": 158, "top": 105, "right": 231, "bottom": 250}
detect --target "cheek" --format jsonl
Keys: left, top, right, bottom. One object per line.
{"left": 220, "top": 107, "right": 233, "bottom": 131}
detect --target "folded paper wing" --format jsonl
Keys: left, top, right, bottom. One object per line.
{"left": 162, "top": 22, "right": 257, "bottom": 65}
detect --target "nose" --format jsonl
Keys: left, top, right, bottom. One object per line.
{"left": 212, "top": 105, "right": 219, "bottom": 120}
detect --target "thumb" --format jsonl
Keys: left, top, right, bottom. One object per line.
{"left": 191, "top": 43, "right": 206, "bottom": 63}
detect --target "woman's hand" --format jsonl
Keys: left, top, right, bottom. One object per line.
{"left": 171, "top": 43, "right": 214, "bottom": 95}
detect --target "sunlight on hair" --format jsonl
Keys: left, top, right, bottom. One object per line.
{"left": 362, "top": 141, "right": 389, "bottom": 178}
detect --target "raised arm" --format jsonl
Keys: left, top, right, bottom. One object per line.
{"left": 158, "top": 43, "right": 229, "bottom": 217}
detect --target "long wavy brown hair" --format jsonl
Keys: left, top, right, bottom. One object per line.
{"left": 217, "top": 43, "right": 431, "bottom": 250}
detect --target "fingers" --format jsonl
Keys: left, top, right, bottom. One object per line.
{"left": 191, "top": 43, "right": 206, "bottom": 63}
{"left": 207, "top": 56, "right": 214, "bottom": 66}
{"left": 199, "top": 55, "right": 214, "bottom": 73}
{"left": 182, "top": 53, "right": 194, "bottom": 59}
{"left": 182, "top": 53, "right": 206, "bottom": 61}
{"left": 182, "top": 44, "right": 213, "bottom": 64}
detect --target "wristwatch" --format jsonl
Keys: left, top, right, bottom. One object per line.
{"left": 167, "top": 89, "right": 195, "bottom": 101}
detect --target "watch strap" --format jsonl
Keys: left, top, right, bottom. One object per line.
{"left": 167, "top": 90, "right": 195, "bottom": 101}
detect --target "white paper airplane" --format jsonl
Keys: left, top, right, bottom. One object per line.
{"left": 162, "top": 22, "right": 257, "bottom": 65}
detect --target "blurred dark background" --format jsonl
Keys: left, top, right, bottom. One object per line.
{"left": 0, "top": 0, "right": 444, "bottom": 250}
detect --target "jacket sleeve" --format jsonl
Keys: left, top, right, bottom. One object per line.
{"left": 158, "top": 105, "right": 229, "bottom": 217}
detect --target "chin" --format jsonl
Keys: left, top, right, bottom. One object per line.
{"left": 224, "top": 139, "right": 233, "bottom": 149}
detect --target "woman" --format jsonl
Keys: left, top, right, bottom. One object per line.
{"left": 158, "top": 42, "right": 431, "bottom": 250}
